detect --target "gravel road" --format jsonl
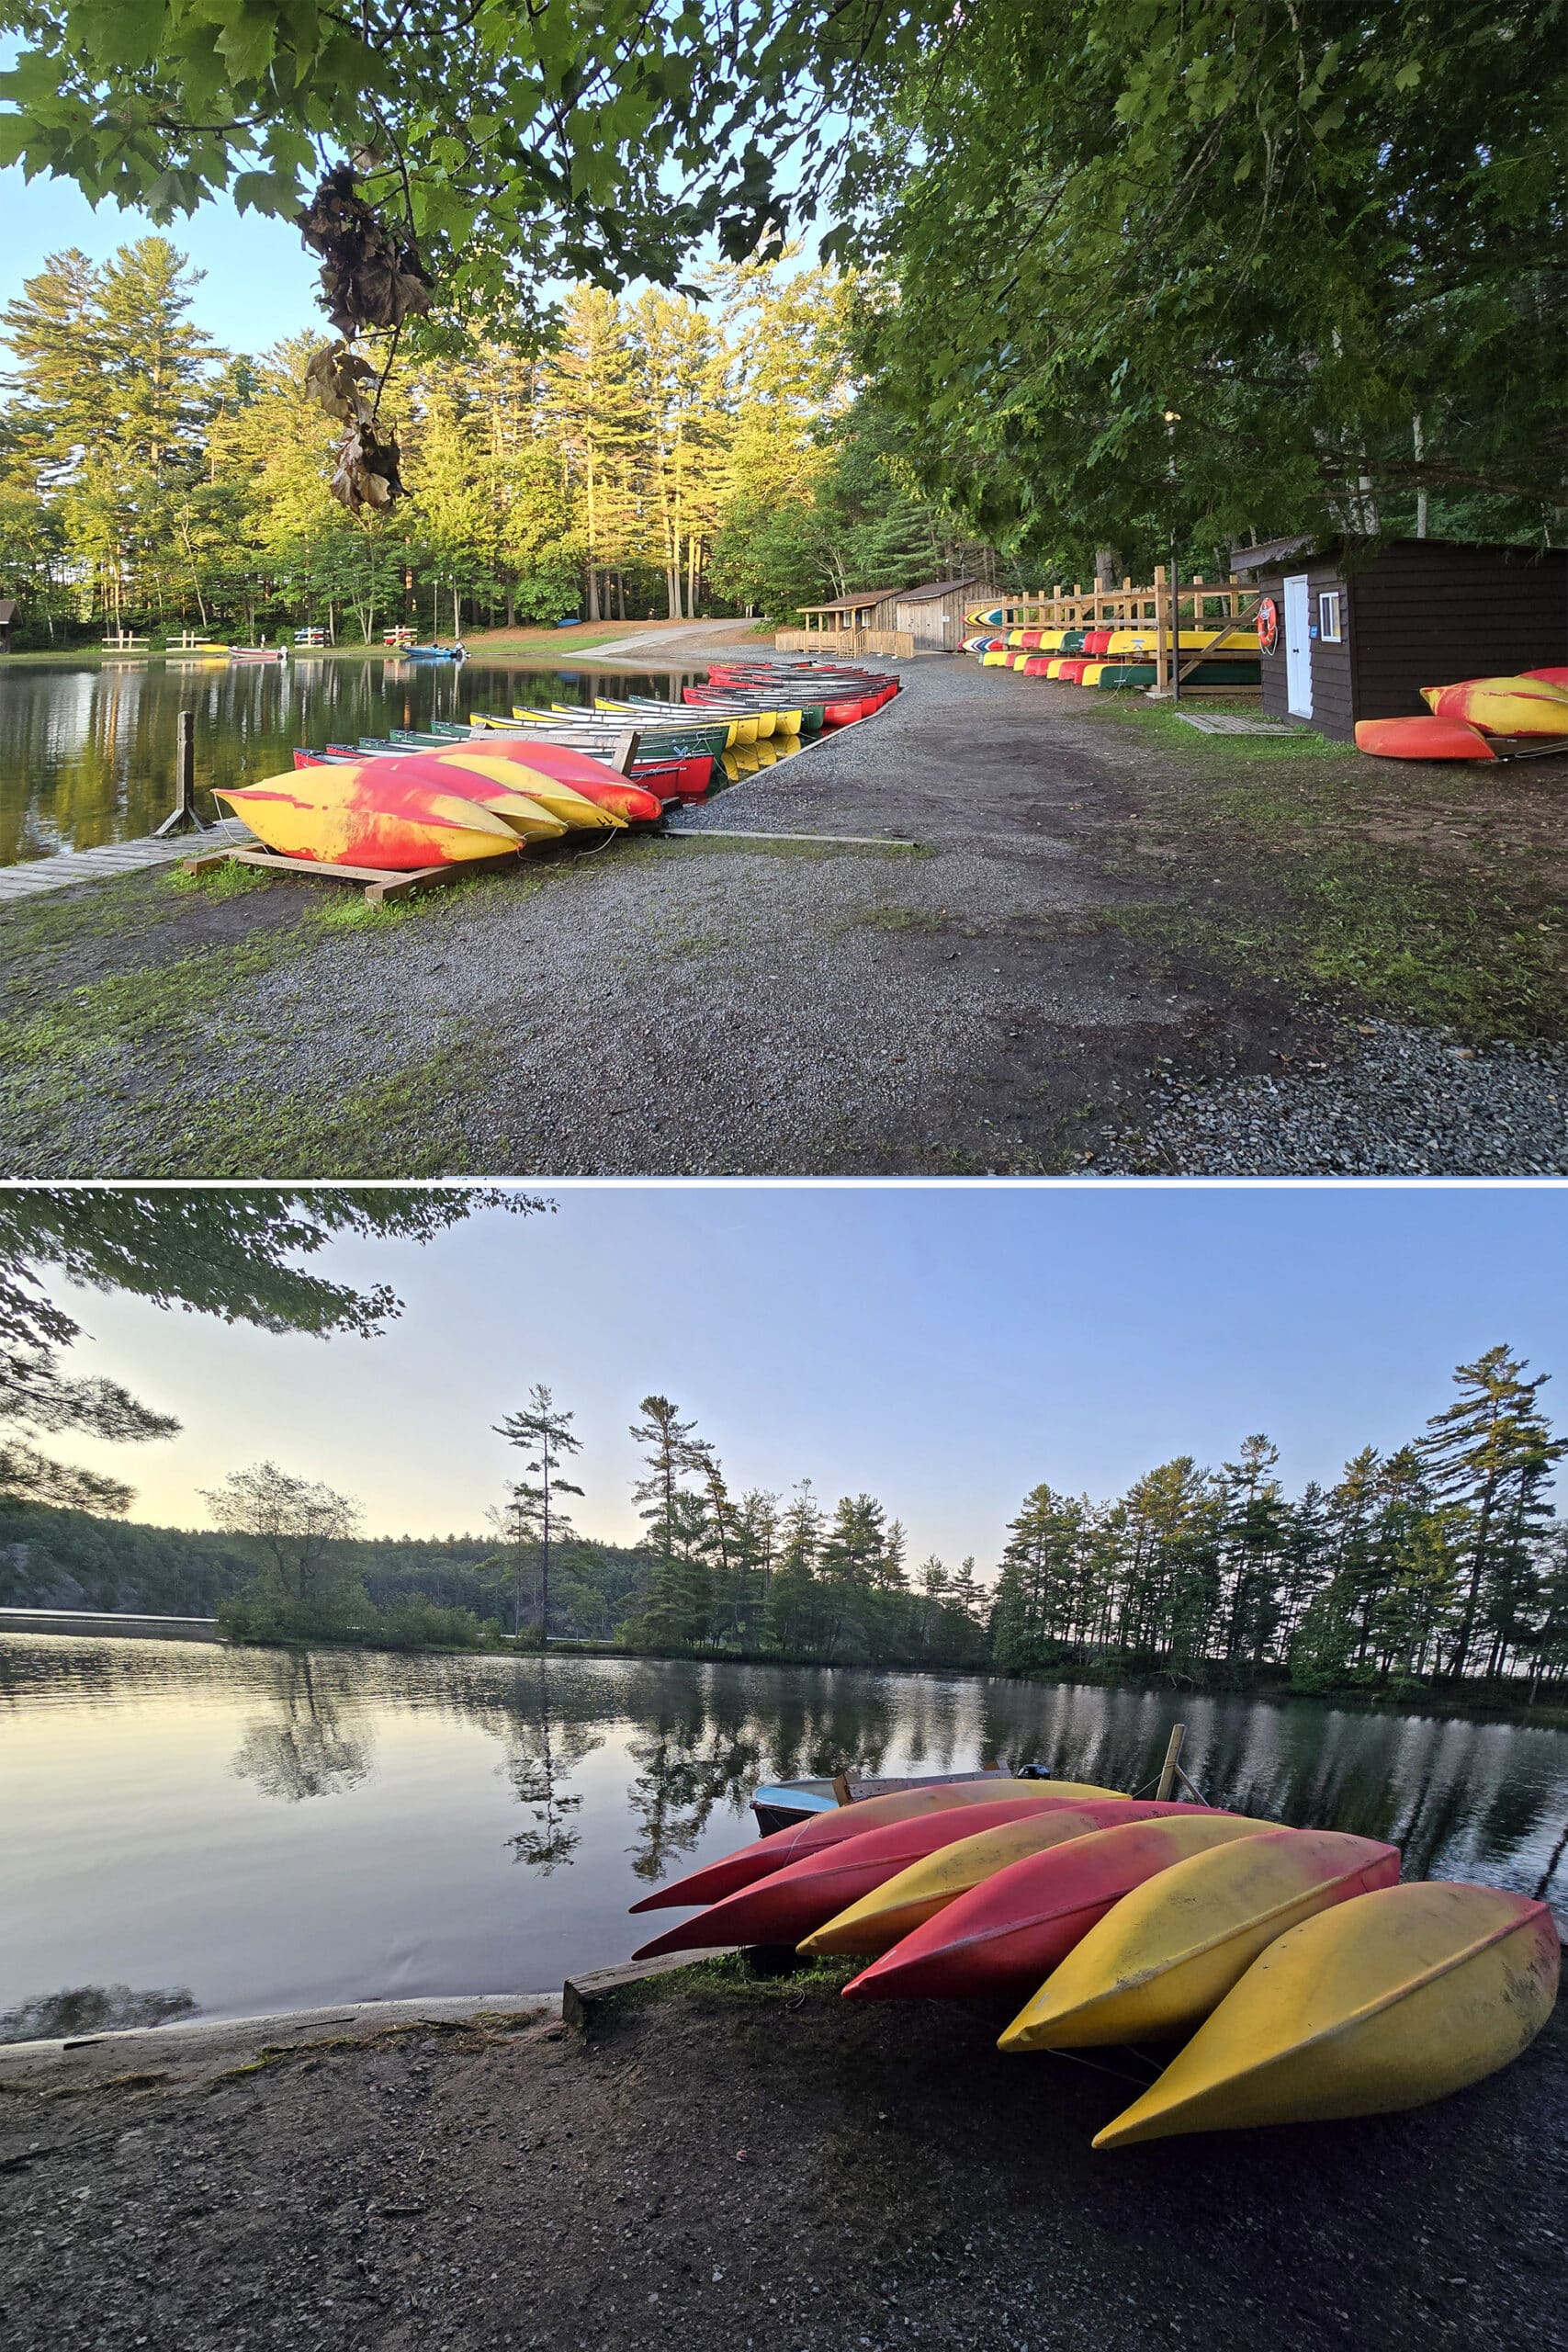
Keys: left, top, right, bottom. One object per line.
{"left": 3, "top": 656, "right": 1563, "bottom": 1176}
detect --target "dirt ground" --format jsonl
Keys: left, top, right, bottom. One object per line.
{"left": 1, "top": 1961, "right": 1562, "bottom": 2352}
{"left": 2, "top": 658, "right": 1564, "bottom": 1176}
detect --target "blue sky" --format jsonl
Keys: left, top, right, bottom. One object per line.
{"left": 49, "top": 1184, "right": 1567, "bottom": 1567}
{"left": 0, "top": 170, "right": 321, "bottom": 353}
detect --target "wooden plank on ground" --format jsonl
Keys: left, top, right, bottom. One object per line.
{"left": 562, "top": 1951, "right": 733, "bottom": 2029}
{"left": 181, "top": 845, "right": 519, "bottom": 902}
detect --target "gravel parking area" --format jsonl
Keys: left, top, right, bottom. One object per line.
{"left": 1099, "top": 1020, "right": 1568, "bottom": 1175}
{"left": 2, "top": 657, "right": 1563, "bottom": 1176}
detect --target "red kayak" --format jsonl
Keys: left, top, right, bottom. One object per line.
{"left": 631, "top": 1796, "right": 1169, "bottom": 1960}
{"left": 629, "top": 1779, "right": 1121, "bottom": 1914}
{"left": 841, "top": 1813, "right": 1270, "bottom": 2002}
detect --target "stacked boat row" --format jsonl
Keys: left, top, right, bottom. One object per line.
{"left": 964, "top": 625, "right": 1259, "bottom": 690}
{"left": 626, "top": 1776, "right": 1560, "bottom": 2148}
{"left": 219, "top": 662, "right": 897, "bottom": 870}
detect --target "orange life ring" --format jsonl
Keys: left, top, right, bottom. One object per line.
{"left": 1257, "top": 596, "right": 1280, "bottom": 656}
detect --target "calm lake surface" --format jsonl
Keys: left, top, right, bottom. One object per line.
{"left": 4, "top": 1634, "right": 1564, "bottom": 2035}
{"left": 0, "top": 656, "right": 716, "bottom": 864}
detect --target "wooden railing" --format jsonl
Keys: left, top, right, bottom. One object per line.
{"left": 971, "top": 568, "right": 1262, "bottom": 697}
{"left": 774, "top": 627, "right": 915, "bottom": 659}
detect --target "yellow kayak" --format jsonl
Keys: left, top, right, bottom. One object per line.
{"left": 800, "top": 1801, "right": 1263, "bottom": 1960}
{"left": 999, "top": 1827, "right": 1402, "bottom": 2051}
{"left": 1093, "top": 1882, "right": 1560, "bottom": 2148}
{"left": 595, "top": 697, "right": 740, "bottom": 749}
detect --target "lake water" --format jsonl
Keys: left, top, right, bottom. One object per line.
{"left": 4, "top": 1634, "right": 1564, "bottom": 2037}
{"left": 0, "top": 656, "right": 742, "bottom": 864}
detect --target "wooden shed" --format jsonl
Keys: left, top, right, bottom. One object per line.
{"left": 886, "top": 578, "right": 984, "bottom": 651}
{"left": 777, "top": 576, "right": 984, "bottom": 658}
{"left": 1231, "top": 537, "right": 1568, "bottom": 741}
{"left": 0, "top": 597, "right": 16, "bottom": 652}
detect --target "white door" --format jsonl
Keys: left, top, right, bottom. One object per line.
{"left": 1282, "top": 573, "right": 1313, "bottom": 718}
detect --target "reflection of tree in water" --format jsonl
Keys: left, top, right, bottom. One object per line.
{"left": 624, "top": 1676, "right": 764, "bottom": 1884}
{"left": 230, "top": 1655, "right": 374, "bottom": 1802}
{"left": 501, "top": 1658, "right": 604, "bottom": 1873}
{"left": 0, "top": 1982, "right": 197, "bottom": 2044}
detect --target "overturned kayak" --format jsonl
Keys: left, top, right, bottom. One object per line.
{"left": 630, "top": 1777, "right": 1123, "bottom": 1914}
{"left": 216, "top": 761, "right": 567, "bottom": 869}
{"left": 841, "top": 1812, "right": 1274, "bottom": 1998}
{"left": 803, "top": 1800, "right": 1244, "bottom": 1960}
{"left": 998, "top": 1827, "right": 1402, "bottom": 2051}
{"left": 1355, "top": 715, "right": 1497, "bottom": 761}
{"left": 632, "top": 1795, "right": 1131, "bottom": 1958}
{"left": 1092, "top": 1882, "right": 1560, "bottom": 2148}
{"left": 1421, "top": 675, "right": 1568, "bottom": 736}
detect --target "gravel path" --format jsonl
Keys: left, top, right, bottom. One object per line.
{"left": 1099, "top": 1020, "right": 1568, "bottom": 1174}
{"left": 4, "top": 656, "right": 1565, "bottom": 1176}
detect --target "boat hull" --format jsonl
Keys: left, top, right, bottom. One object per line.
{"left": 805, "top": 1802, "right": 1247, "bottom": 1960}
{"left": 999, "top": 1827, "right": 1402, "bottom": 2051}
{"left": 1093, "top": 1882, "right": 1560, "bottom": 2147}
{"left": 841, "top": 1813, "right": 1272, "bottom": 1996}
{"left": 628, "top": 1777, "right": 1124, "bottom": 1914}
{"left": 633, "top": 1795, "right": 1134, "bottom": 1960}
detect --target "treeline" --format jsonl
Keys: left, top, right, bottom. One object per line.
{"left": 993, "top": 1349, "right": 1567, "bottom": 1698}
{"left": 0, "top": 240, "right": 997, "bottom": 647}
{"left": 4, "top": 1347, "right": 1562, "bottom": 1700}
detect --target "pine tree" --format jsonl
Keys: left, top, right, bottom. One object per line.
{"left": 493, "top": 1384, "right": 584, "bottom": 1643}
{"left": 628, "top": 1393, "right": 706, "bottom": 1645}
{"left": 765, "top": 1478, "right": 824, "bottom": 1653}
{"left": 1418, "top": 1348, "right": 1565, "bottom": 1680}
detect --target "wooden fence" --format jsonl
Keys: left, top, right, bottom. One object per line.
{"left": 972, "top": 568, "right": 1262, "bottom": 697}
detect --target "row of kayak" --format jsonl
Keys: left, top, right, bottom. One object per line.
{"left": 625, "top": 1775, "right": 1560, "bottom": 2148}
{"left": 219, "top": 662, "right": 899, "bottom": 869}
{"left": 1356, "top": 670, "right": 1568, "bottom": 761}
{"left": 967, "top": 624, "right": 1260, "bottom": 690}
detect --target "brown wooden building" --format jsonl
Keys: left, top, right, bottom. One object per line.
{"left": 777, "top": 576, "right": 983, "bottom": 658}
{"left": 1231, "top": 537, "right": 1568, "bottom": 741}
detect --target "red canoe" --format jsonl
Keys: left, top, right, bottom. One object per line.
{"left": 631, "top": 1797, "right": 1188, "bottom": 1960}
{"left": 628, "top": 1779, "right": 1122, "bottom": 1914}
{"left": 841, "top": 1813, "right": 1271, "bottom": 2002}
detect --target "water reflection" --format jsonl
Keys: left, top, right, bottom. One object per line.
{"left": 0, "top": 658, "right": 704, "bottom": 863}
{"left": 498, "top": 1658, "right": 604, "bottom": 1873}
{"left": 230, "top": 1655, "right": 375, "bottom": 1803}
{"left": 3, "top": 1635, "right": 1563, "bottom": 2027}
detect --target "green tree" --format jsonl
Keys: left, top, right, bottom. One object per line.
{"left": 494, "top": 1384, "right": 584, "bottom": 1643}
{"left": 199, "top": 1460, "right": 362, "bottom": 1607}
{"left": 628, "top": 1393, "right": 706, "bottom": 1645}
{"left": 1418, "top": 1347, "right": 1565, "bottom": 1680}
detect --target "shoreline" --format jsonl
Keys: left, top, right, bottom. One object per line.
{"left": 4, "top": 1952, "right": 1562, "bottom": 2351}
{"left": 4, "top": 1616, "right": 1562, "bottom": 1729}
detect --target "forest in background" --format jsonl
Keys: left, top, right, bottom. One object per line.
{"left": 0, "top": 240, "right": 999, "bottom": 648}
{"left": 3, "top": 1346, "right": 1564, "bottom": 1704}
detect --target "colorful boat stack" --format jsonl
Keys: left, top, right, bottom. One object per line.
{"left": 626, "top": 1770, "right": 1561, "bottom": 2149}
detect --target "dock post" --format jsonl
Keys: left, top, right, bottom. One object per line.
{"left": 153, "top": 708, "right": 206, "bottom": 836}
{"left": 1156, "top": 1723, "right": 1187, "bottom": 1801}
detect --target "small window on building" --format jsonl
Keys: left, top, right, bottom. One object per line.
{"left": 1318, "top": 590, "right": 1343, "bottom": 643}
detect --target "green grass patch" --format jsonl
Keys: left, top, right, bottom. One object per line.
{"left": 852, "top": 904, "right": 947, "bottom": 932}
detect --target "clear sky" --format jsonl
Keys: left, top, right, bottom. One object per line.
{"left": 44, "top": 1183, "right": 1567, "bottom": 1572}
{"left": 0, "top": 169, "right": 322, "bottom": 355}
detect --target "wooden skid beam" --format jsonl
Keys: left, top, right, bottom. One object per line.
{"left": 181, "top": 844, "right": 518, "bottom": 902}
